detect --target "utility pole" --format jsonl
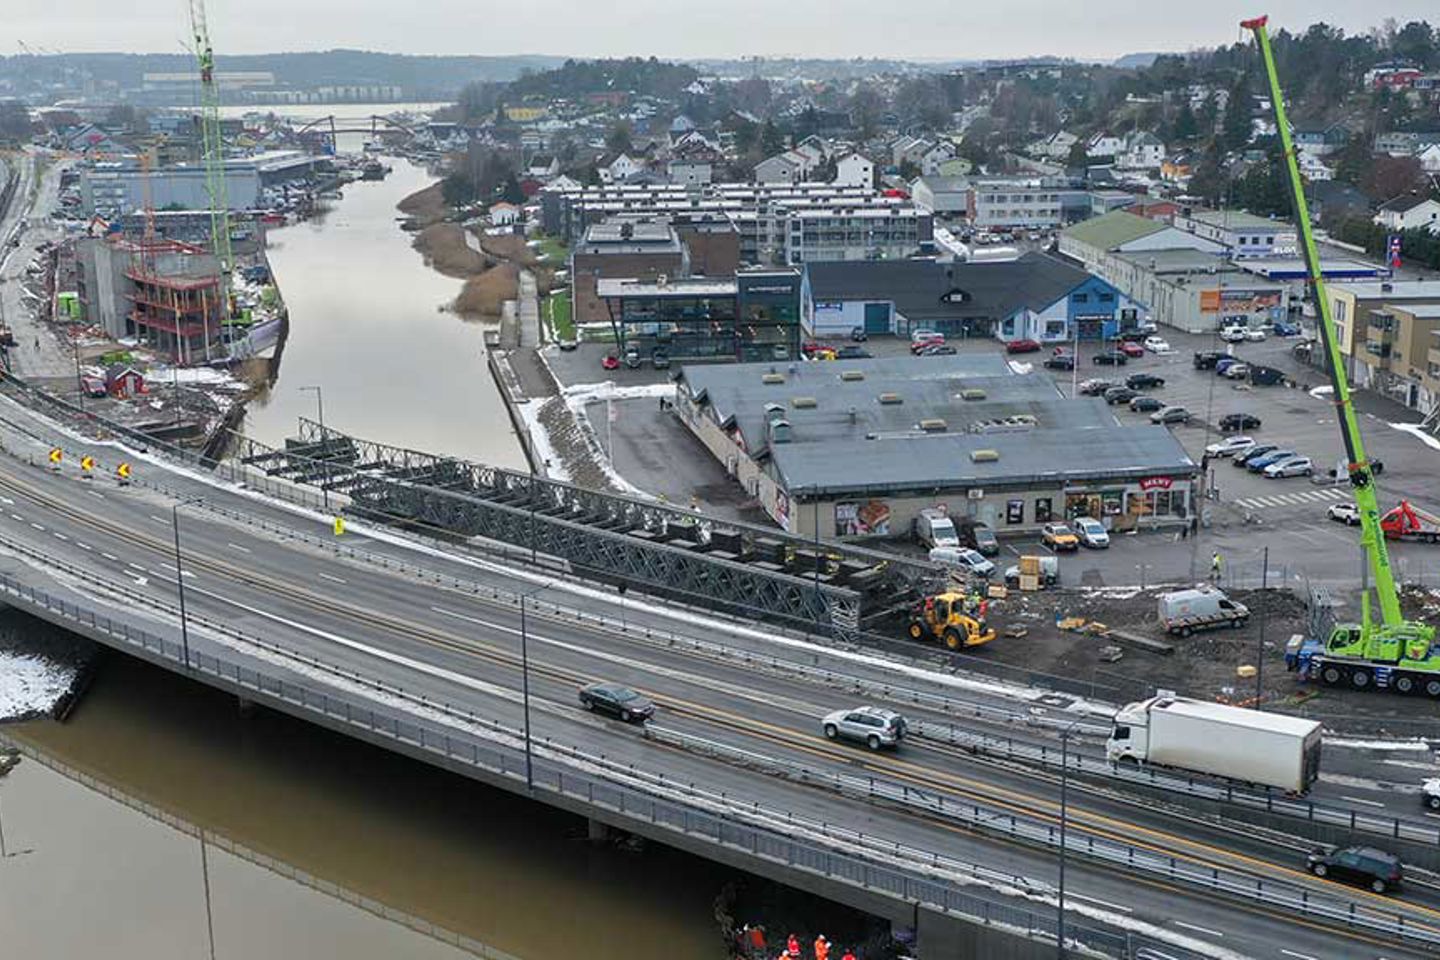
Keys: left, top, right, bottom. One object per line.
{"left": 1256, "top": 544, "right": 1269, "bottom": 708}
{"left": 299, "top": 385, "right": 328, "bottom": 510}
{"left": 172, "top": 496, "right": 204, "bottom": 669}
{"left": 1056, "top": 721, "right": 1078, "bottom": 959}
{"left": 518, "top": 583, "right": 552, "bottom": 791}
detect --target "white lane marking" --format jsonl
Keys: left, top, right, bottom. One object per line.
{"left": 317, "top": 572, "right": 347, "bottom": 584}
{"left": 1066, "top": 893, "right": 1132, "bottom": 913}
{"left": 0, "top": 496, "right": 12, "bottom": 505}
{"left": 1172, "top": 920, "right": 1223, "bottom": 937}
{"left": 9, "top": 513, "right": 22, "bottom": 521}
{"left": 52, "top": 532, "right": 67, "bottom": 541}
{"left": 87, "top": 490, "right": 105, "bottom": 499}
{"left": 149, "top": 515, "right": 167, "bottom": 525}
{"left": 1340, "top": 794, "right": 1388, "bottom": 809}
{"left": 77, "top": 542, "right": 92, "bottom": 552}
{"left": 126, "top": 562, "right": 145, "bottom": 571}
{"left": 101, "top": 552, "right": 119, "bottom": 561}
{"left": 29, "top": 522, "right": 43, "bottom": 531}
{"left": 133, "top": 576, "right": 148, "bottom": 586}
{"left": 226, "top": 542, "right": 252, "bottom": 553}
{"left": 1281, "top": 951, "right": 1319, "bottom": 960}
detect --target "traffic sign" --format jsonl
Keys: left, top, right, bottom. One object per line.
{"left": 48, "top": 448, "right": 61, "bottom": 464}
{"left": 333, "top": 516, "right": 345, "bottom": 536}
{"left": 80, "top": 455, "right": 94, "bottom": 472}
{"left": 116, "top": 461, "right": 131, "bottom": 480}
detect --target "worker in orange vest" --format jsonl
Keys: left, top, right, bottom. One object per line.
{"left": 814, "top": 934, "right": 830, "bottom": 960}
{"left": 786, "top": 933, "right": 801, "bottom": 957}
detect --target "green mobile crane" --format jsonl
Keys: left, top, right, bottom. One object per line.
{"left": 1242, "top": 16, "right": 1439, "bottom": 694}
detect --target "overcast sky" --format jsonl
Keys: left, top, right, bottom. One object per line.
{"left": 8, "top": 0, "right": 1438, "bottom": 61}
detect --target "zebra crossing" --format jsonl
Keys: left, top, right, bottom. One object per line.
{"left": 1232, "top": 486, "right": 1349, "bottom": 511}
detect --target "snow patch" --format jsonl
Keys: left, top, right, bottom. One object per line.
{"left": 1308, "top": 385, "right": 1333, "bottom": 400}
{"left": 561, "top": 379, "right": 675, "bottom": 403}
{"left": 513, "top": 398, "right": 572, "bottom": 483}
{"left": 1389, "top": 421, "right": 1440, "bottom": 452}
{"left": 0, "top": 650, "right": 76, "bottom": 721}
{"left": 1324, "top": 737, "right": 1433, "bottom": 752}
{"left": 1007, "top": 361, "right": 1033, "bottom": 375}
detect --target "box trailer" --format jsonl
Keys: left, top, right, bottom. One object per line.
{"left": 1106, "top": 695, "right": 1322, "bottom": 793}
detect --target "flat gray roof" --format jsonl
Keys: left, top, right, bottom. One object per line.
{"left": 1180, "top": 209, "right": 1292, "bottom": 232}
{"left": 1332, "top": 280, "right": 1440, "bottom": 300}
{"left": 598, "top": 277, "right": 737, "bottom": 298}
{"left": 1113, "top": 249, "right": 1232, "bottom": 273}
{"left": 1389, "top": 302, "right": 1440, "bottom": 319}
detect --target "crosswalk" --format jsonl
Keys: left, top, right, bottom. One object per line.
{"left": 1233, "top": 487, "right": 1349, "bottom": 511}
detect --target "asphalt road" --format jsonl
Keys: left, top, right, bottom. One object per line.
{"left": 0, "top": 399, "right": 1437, "bottom": 958}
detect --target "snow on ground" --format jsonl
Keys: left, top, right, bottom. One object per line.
{"left": 561, "top": 380, "right": 675, "bottom": 404}
{"left": 144, "top": 366, "right": 247, "bottom": 390}
{"left": 0, "top": 649, "right": 76, "bottom": 721}
{"left": 1308, "top": 385, "right": 1334, "bottom": 400}
{"left": 1006, "top": 360, "right": 1033, "bottom": 374}
{"left": 513, "top": 398, "right": 572, "bottom": 483}
{"left": 1390, "top": 421, "right": 1440, "bottom": 452}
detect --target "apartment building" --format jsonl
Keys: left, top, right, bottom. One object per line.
{"left": 968, "top": 179, "right": 1063, "bottom": 229}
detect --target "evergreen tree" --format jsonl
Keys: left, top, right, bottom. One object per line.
{"left": 1220, "top": 73, "right": 1253, "bottom": 152}
{"left": 1171, "top": 101, "right": 1198, "bottom": 142}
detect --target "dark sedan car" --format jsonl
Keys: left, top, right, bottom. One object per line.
{"left": 920, "top": 343, "right": 958, "bottom": 355}
{"left": 1234, "top": 443, "right": 1280, "bottom": 467}
{"left": 1043, "top": 354, "right": 1075, "bottom": 370}
{"left": 1307, "top": 845, "right": 1402, "bottom": 894}
{"left": 1193, "top": 350, "right": 1227, "bottom": 370}
{"left": 1104, "top": 387, "right": 1138, "bottom": 405}
{"left": 1129, "top": 395, "right": 1164, "bottom": 413}
{"left": 1219, "top": 412, "right": 1262, "bottom": 432}
{"left": 579, "top": 683, "right": 655, "bottom": 723}
{"left": 836, "top": 345, "right": 871, "bottom": 359}
{"left": 1092, "top": 351, "right": 1128, "bottom": 366}
{"left": 1126, "top": 373, "right": 1165, "bottom": 389}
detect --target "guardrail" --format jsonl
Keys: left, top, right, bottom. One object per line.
{"left": 0, "top": 532, "right": 1174, "bottom": 960}
{"left": 648, "top": 725, "right": 1440, "bottom": 949}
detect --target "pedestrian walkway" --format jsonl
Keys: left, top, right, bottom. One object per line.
{"left": 1232, "top": 486, "right": 1349, "bottom": 510}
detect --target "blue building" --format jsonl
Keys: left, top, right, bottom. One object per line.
{"left": 802, "top": 252, "right": 1144, "bottom": 343}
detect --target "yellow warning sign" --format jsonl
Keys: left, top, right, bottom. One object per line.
{"left": 116, "top": 462, "right": 131, "bottom": 479}
{"left": 48, "top": 448, "right": 62, "bottom": 464}
{"left": 80, "top": 455, "right": 95, "bottom": 472}
{"left": 333, "top": 516, "right": 346, "bottom": 536}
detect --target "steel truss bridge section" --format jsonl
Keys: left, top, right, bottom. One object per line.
{"left": 231, "top": 423, "right": 909, "bottom": 634}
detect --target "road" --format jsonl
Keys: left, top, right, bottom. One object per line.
{"left": 0, "top": 149, "right": 75, "bottom": 380}
{"left": 0, "top": 395, "right": 1435, "bottom": 959}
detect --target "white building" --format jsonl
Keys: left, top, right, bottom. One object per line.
{"left": 1171, "top": 208, "right": 1296, "bottom": 258}
{"left": 754, "top": 153, "right": 805, "bottom": 185}
{"left": 1117, "top": 132, "right": 1165, "bottom": 170}
{"left": 834, "top": 153, "right": 875, "bottom": 189}
{"left": 919, "top": 140, "right": 957, "bottom": 176}
{"left": 1374, "top": 194, "right": 1440, "bottom": 234}
{"left": 969, "top": 179, "right": 1063, "bottom": 229}
{"left": 603, "top": 153, "right": 643, "bottom": 184}
{"left": 668, "top": 160, "right": 712, "bottom": 186}
{"left": 1086, "top": 134, "right": 1124, "bottom": 159}
{"left": 1418, "top": 143, "right": 1440, "bottom": 175}
{"left": 911, "top": 175, "right": 970, "bottom": 216}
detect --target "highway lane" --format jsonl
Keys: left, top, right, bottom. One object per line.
{"left": 0, "top": 447, "right": 1438, "bottom": 956}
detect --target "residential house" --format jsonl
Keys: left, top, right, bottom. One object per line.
{"left": 1293, "top": 123, "right": 1349, "bottom": 157}
{"left": 1419, "top": 143, "right": 1440, "bottom": 175}
{"left": 834, "top": 153, "right": 875, "bottom": 189}
{"left": 1374, "top": 194, "right": 1440, "bottom": 234}
{"left": 602, "top": 153, "right": 644, "bottom": 184}
{"left": 1031, "top": 130, "right": 1079, "bottom": 161}
{"left": 1160, "top": 154, "right": 1194, "bottom": 183}
{"left": 1306, "top": 181, "right": 1371, "bottom": 224}
{"left": 891, "top": 136, "right": 934, "bottom": 169}
{"left": 1085, "top": 134, "right": 1125, "bottom": 159}
{"left": 668, "top": 160, "right": 712, "bottom": 186}
{"left": 1366, "top": 62, "right": 1424, "bottom": 89}
{"left": 489, "top": 201, "right": 521, "bottom": 226}
{"left": 1117, "top": 132, "right": 1165, "bottom": 170}
{"left": 754, "top": 153, "right": 805, "bottom": 185}
{"left": 1296, "top": 151, "right": 1334, "bottom": 182}
{"left": 525, "top": 155, "right": 559, "bottom": 179}
{"left": 911, "top": 175, "right": 970, "bottom": 216}
{"left": 918, "top": 140, "right": 957, "bottom": 176}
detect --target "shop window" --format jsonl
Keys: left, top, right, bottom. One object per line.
{"left": 1035, "top": 498, "right": 1052, "bottom": 523}
{"left": 1006, "top": 499, "right": 1025, "bottom": 525}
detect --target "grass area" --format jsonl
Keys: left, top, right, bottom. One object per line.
{"left": 548, "top": 289, "right": 574, "bottom": 339}
{"left": 536, "top": 234, "right": 569, "bottom": 264}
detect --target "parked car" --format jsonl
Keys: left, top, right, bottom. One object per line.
{"left": 822, "top": 705, "right": 907, "bottom": 751}
{"left": 651, "top": 349, "right": 671, "bottom": 369}
{"left": 624, "top": 346, "right": 642, "bottom": 369}
{"left": 920, "top": 343, "right": 957, "bottom": 355}
{"left": 1073, "top": 517, "right": 1110, "bottom": 549}
{"left": 1006, "top": 338, "right": 1042, "bottom": 354}
{"left": 960, "top": 521, "right": 1000, "bottom": 557}
{"left": 1214, "top": 356, "right": 1242, "bottom": 375}
{"left": 1143, "top": 336, "right": 1171, "bottom": 353}
{"left": 1078, "top": 378, "right": 1114, "bottom": 396}
{"left": 1248, "top": 365, "right": 1287, "bottom": 386}
{"left": 802, "top": 341, "right": 835, "bottom": 357}
{"left": 1044, "top": 354, "right": 1075, "bottom": 370}
{"left": 910, "top": 335, "right": 945, "bottom": 355}
{"left": 850, "top": 326, "right": 869, "bottom": 342}
{"left": 1220, "top": 325, "right": 1248, "bottom": 343}
{"left": 1234, "top": 443, "right": 1280, "bottom": 467}
{"left": 1193, "top": 350, "right": 1227, "bottom": 370}
{"left": 1129, "top": 395, "right": 1164, "bottom": 413}
{"left": 929, "top": 546, "right": 995, "bottom": 579}
{"left": 1273, "top": 321, "right": 1302, "bottom": 337}
{"left": 1244, "top": 327, "right": 1268, "bottom": 342}
{"left": 579, "top": 683, "right": 655, "bottom": 722}
{"left": 1219, "top": 412, "right": 1262, "bottom": 432}
{"left": 1151, "top": 406, "right": 1192, "bottom": 425}
{"left": 1104, "top": 386, "right": 1138, "bottom": 405}
{"left": 1205, "top": 435, "right": 1256, "bottom": 458}
{"left": 910, "top": 329, "right": 944, "bottom": 344}
{"left": 601, "top": 353, "right": 620, "bottom": 371}
{"left": 1247, "top": 448, "right": 1297, "bottom": 473}
{"left": 1126, "top": 373, "right": 1165, "bottom": 389}
{"left": 1327, "top": 502, "right": 1361, "bottom": 526}
{"left": 1093, "top": 351, "right": 1128, "bottom": 366}
{"left": 558, "top": 337, "right": 579, "bottom": 351}
{"left": 1118, "top": 341, "right": 1145, "bottom": 358}
{"left": 1221, "top": 362, "right": 1251, "bottom": 380}
{"left": 1306, "top": 845, "right": 1403, "bottom": 895}
{"left": 836, "top": 345, "right": 871, "bottom": 359}
{"left": 1264, "top": 456, "right": 1314, "bottom": 478}
{"left": 1041, "top": 522, "right": 1080, "bottom": 551}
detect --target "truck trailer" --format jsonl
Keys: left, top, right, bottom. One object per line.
{"left": 1106, "top": 695, "right": 1323, "bottom": 793}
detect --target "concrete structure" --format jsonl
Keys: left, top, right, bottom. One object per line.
{"left": 80, "top": 150, "right": 316, "bottom": 218}
{"left": 674, "top": 355, "right": 1196, "bottom": 537}
{"left": 911, "top": 175, "right": 970, "bottom": 216}
{"left": 74, "top": 235, "right": 226, "bottom": 359}
{"left": 569, "top": 220, "right": 688, "bottom": 325}
{"left": 669, "top": 212, "right": 740, "bottom": 278}
{"left": 1354, "top": 302, "right": 1440, "bottom": 413}
{"left": 1374, "top": 194, "right": 1440, "bottom": 234}
{"left": 1172, "top": 208, "right": 1297, "bottom": 259}
{"left": 968, "top": 179, "right": 1063, "bottom": 230}
{"left": 783, "top": 205, "right": 931, "bottom": 265}
{"left": 802, "top": 252, "right": 1141, "bottom": 342}
{"left": 1103, "top": 249, "right": 1288, "bottom": 334}
{"left": 1326, "top": 279, "right": 1440, "bottom": 392}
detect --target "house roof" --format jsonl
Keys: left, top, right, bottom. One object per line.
{"left": 804, "top": 252, "right": 1096, "bottom": 324}
{"left": 1378, "top": 193, "right": 1438, "bottom": 214}
{"left": 1061, "top": 211, "right": 1168, "bottom": 251}
{"left": 915, "top": 175, "right": 971, "bottom": 194}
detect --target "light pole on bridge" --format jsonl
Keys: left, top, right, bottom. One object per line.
{"left": 519, "top": 582, "right": 553, "bottom": 792}
{"left": 299, "top": 385, "right": 329, "bottom": 510}
{"left": 1056, "top": 719, "right": 1081, "bottom": 959}
{"left": 171, "top": 496, "right": 204, "bottom": 670}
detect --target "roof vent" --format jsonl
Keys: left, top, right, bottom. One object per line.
{"left": 878, "top": 392, "right": 903, "bottom": 405}
{"left": 768, "top": 418, "right": 792, "bottom": 444}
{"left": 919, "top": 418, "right": 948, "bottom": 433}
{"left": 764, "top": 402, "right": 786, "bottom": 420}
{"left": 840, "top": 370, "right": 865, "bottom": 381}
{"left": 960, "top": 388, "right": 987, "bottom": 401}
{"left": 791, "top": 396, "right": 818, "bottom": 409}
{"left": 762, "top": 372, "right": 786, "bottom": 384}
{"left": 970, "top": 449, "right": 1000, "bottom": 462}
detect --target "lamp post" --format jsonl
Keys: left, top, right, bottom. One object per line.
{"left": 1056, "top": 720, "right": 1080, "bottom": 959}
{"left": 1255, "top": 544, "right": 1269, "bottom": 708}
{"left": 518, "top": 582, "right": 552, "bottom": 791}
{"left": 171, "top": 496, "right": 204, "bottom": 670}
{"left": 299, "top": 385, "right": 328, "bottom": 509}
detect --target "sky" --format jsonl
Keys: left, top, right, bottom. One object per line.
{"left": 8, "top": 0, "right": 1439, "bottom": 62}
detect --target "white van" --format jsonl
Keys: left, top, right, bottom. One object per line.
{"left": 929, "top": 546, "right": 995, "bottom": 579}
{"left": 915, "top": 509, "right": 960, "bottom": 549}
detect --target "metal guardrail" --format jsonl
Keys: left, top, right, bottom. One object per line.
{"left": 648, "top": 726, "right": 1440, "bottom": 949}
{"left": 0, "top": 534, "right": 1170, "bottom": 960}
{"left": 0, "top": 732, "right": 521, "bottom": 960}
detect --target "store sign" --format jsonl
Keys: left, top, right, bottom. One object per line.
{"left": 1138, "top": 476, "right": 1174, "bottom": 491}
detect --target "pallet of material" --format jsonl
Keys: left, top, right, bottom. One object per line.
{"left": 1101, "top": 629, "right": 1175, "bottom": 655}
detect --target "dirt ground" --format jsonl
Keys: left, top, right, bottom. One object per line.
{"left": 942, "top": 582, "right": 1440, "bottom": 723}
{"left": 395, "top": 182, "right": 446, "bottom": 227}
{"left": 411, "top": 223, "right": 490, "bottom": 279}
{"left": 453, "top": 262, "right": 520, "bottom": 319}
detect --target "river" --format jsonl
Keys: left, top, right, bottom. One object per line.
{"left": 242, "top": 158, "right": 526, "bottom": 469}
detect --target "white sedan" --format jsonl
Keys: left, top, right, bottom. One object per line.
{"left": 1244, "top": 327, "right": 1268, "bottom": 342}
{"left": 1220, "top": 326, "right": 1247, "bottom": 342}
{"left": 1143, "top": 336, "right": 1172, "bottom": 353}
{"left": 1264, "top": 456, "right": 1314, "bottom": 478}
{"left": 1205, "top": 435, "right": 1255, "bottom": 458}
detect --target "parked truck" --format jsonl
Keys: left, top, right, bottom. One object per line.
{"left": 1380, "top": 501, "right": 1440, "bottom": 544}
{"left": 1106, "top": 695, "right": 1323, "bottom": 793}
{"left": 1157, "top": 588, "right": 1249, "bottom": 637}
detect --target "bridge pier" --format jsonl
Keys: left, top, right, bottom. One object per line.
{"left": 914, "top": 905, "right": 1056, "bottom": 960}
{"left": 236, "top": 696, "right": 255, "bottom": 718}
{"left": 586, "top": 817, "right": 608, "bottom": 843}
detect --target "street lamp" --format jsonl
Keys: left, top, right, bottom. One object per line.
{"left": 172, "top": 496, "right": 204, "bottom": 669}
{"left": 299, "top": 385, "right": 328, "bottom": 509}
{"left": 518, "top": 582, "right": 553, "bottom": 791}
{"left": 1056, "top": 719, "right": 1081, "bottom": 959}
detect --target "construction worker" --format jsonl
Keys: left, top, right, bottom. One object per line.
{"left": 1210, "top": 550, "right": 1223, "bottom": 583}
{"left": 787, "top": 933, "right": 801, "bottom": 958}
{"left": 840, "top": 951, "right": 857, "bottom": 960}
{"left": 814, "top": 934, "right": 830, "bottom": 960}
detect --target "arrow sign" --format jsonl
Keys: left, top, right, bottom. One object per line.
{"left": 116, "top": 462, "right": 131, "bottom": 479}
{"left": 48, "top": 448, "right": 62, "bottom": 464}
{"left": 80, "top": 456, "right": 94, "bottom": 472}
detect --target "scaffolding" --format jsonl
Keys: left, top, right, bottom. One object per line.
{"left": 121, "top": 238, "right": 225, "bottom": 363}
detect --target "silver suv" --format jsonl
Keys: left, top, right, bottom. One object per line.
{"left": 821, "top": 706, "right": 907, "bottom": 750}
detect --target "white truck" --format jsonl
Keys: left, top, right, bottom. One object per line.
{"left": 1424, "top": 778, "right": 1440, "bottom": 811}
{"left": 1157, "top": 588, "right": 1249, "bottom": 637}
{"left": 914, "top": 509, "right": 960, "bottom": 549}
{"left": 1106, "top": 695, "right": 1323, "bottom": 793}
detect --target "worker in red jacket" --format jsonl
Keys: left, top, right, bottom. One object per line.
{"left": 786, "top": 933, "right": 801, "bottom": 957}
{"left": 841, "top": 951, "right": 857, "bottom": 960}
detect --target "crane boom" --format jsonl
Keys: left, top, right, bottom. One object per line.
{"left": 1242, "top": 15, "right": 1402, "bottom": 629}
{"left": 189, "top": 0, "right": 233, "bottom": 276}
